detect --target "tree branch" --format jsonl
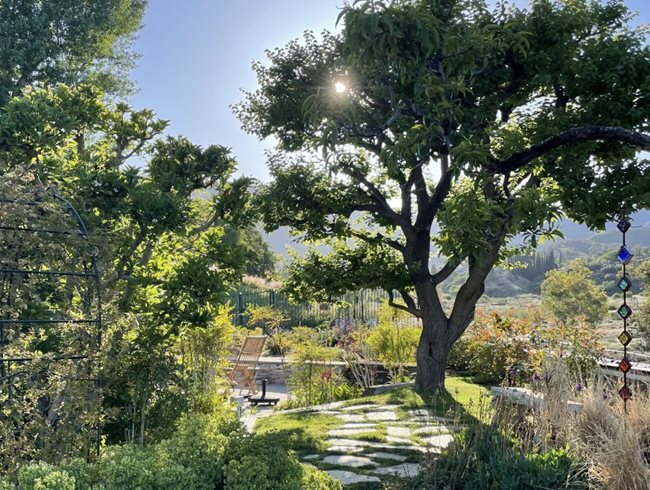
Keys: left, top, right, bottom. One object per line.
{"left": 388, "top": 289, "right": 421, "bottom": 318}
{"left": 492, "top": 126, "right": 650, "bottom": 173}
{"left": 431, "top": 260, "right": 461, "bottom": 286}
{"left": 429, "top": 169, "right": 453, "bottom": 215}
{"left": 349, "top": 229, "right": 405, "bottom": 253}
{"left": 340, "top": 162, "right": 415, "bottom": 235}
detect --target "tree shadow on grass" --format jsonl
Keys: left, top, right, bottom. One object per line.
{"left": 380, "top": 383, "right": 489, "bottom": 425}
{"left": 254, "top": 411, "right": 340, "bottom": 454}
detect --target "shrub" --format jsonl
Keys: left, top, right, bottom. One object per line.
{"left": 0, "top": 478, "right": 14, "bottom": 490}
{"left": 448, "top": 310, "right": 602, "bottom": 385}
{"left": 635, "top": 297, "right": 650, "bottom": 349}
{"left": 367, "top": 320, "right": 420, "bottom": 382}
{"left": 300, "top": 464, "right": 343, "bottom": 490}
{"left": 418, "top": 424, "right": 581, "bottom": 489}
{"left": 17, "top": 463, "right": 75, "bottom": 490}
{"left": 98, "top": 444, "right": 193, "bottom": 489}
{"left": 286, "top": 338, "right": 359, "bottom": 407}
{"left": 448, "top": 312, "right": 540, "bottom": 385}
{"left": 224, "top": 432, "right": 304, "bottom": 490}
{"left": 56, "top": 459, "right": 96, "bottom": 490}
{"left": 541, "top": 260, "right": 608, "bottom": 325}
{"left": 7, "top": 410, "right": 337, "bottom": 490}
{"left": 159, "top": 411, "right": 241, "bottom": 489}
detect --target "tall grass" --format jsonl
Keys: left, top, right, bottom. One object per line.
{"left": 418, "top": 357, "right": 650, "bottom": 489}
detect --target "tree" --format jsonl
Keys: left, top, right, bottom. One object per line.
{"left": 541, "top": 259, "right": 608, "bottom": 325}
{"left": 0, "top": 83, "right": 258, "bottom": 458}
{"left": 235, "top": 0, "right": 650, "bottom": 392}
{"left": 0, "top": 0, "right": 147, "bottom": 104}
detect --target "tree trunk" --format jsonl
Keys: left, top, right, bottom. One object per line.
{"left": 139, "top": 396, "right": 147, "bottom": 445}
{"left": 412, "top": 279, "right": 477, "bottom": 394}
{"left": 413, "top": 279, "right": 452, "bottom": 393}
{"left": 414, "top": 306, "right": 451, "bottom": 393}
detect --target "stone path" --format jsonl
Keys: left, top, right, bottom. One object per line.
{"left": 295, "top": 401, "right": 460, "bottom": 487}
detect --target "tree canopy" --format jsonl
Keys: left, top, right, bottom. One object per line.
{"left": 0, "top": 0, "right": 147, "bottom": 103}
{"left": 237, "top": 0, "right": 650, "bottom": 392}
{"left": 0, "top": 1, "right": 273, "bottom": 461}
{"left": 541, "top": 259, "right": 608, "bottom": 325}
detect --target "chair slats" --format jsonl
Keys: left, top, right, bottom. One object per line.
{"left": 228, "top": 335, "right": 267, "bottom": 394}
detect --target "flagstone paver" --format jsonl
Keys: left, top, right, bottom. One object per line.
{"left": 322, "top": 455, "right": 379, "bottom": 468}
{"left": 385, "top": 435, "right": 414, "bottom": 445}
{"left": 362, "top": 410, "right": 399, "bottom": 421}
{"left": 337, "top": 414, "right": 367, "bottom": 423}
{"left": 328, "top": 427, "right": 378, "bottom": 437}
{"left": 327, "top": 445, "right": 365, "bottom": 453}
{"left": 327, "top": 438, "right": 427, "bottom": 453}
{"left": 372, "top": 463, "right": 421, "bottom": 478}
{"left": 366, "top": 452, "right": 408, "bottom": 462}
{"left": 421, "top": 434, "right": 454, "bottom": 447}
{"left": 341, "top": 404, "right": 379, "bottom": 411}
{"left": 406, "top": 411, "right": 455, "bottom": 423}
{"left": 413, "top": 425, "right": 452, "bottom": 434}
{"left": 326, "top": 470, "right": 381, "bottom": 485}
{"left": 386, "top": 426, "right": 411, "bottom": 437}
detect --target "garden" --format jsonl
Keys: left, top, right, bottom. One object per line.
{"left": 2, "top": 0, "right": 650, "bottom": 489}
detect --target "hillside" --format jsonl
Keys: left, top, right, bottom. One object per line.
{"left": 265, "top": 211, "right": 650, "bottom": 298}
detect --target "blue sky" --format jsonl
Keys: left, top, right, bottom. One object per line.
{"left": 130, "top": 0, "right": 649, "bottom": 182}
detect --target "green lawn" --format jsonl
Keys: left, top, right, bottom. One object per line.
{"left": 351, "top": 375, "right": 491, "bottom": 420}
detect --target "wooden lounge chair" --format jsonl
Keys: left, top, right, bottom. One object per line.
{"left": 227, "top": 335, "right": 267, "bottom": 395}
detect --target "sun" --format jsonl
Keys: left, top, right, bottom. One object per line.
{"left": 334, "top": 81, "right": 347, "bottom": 94}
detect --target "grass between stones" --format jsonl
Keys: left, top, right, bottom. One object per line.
{"left": 254, "top": 376, "right": 490, "bottom": 487}
{"left": 356, "top": 376, "right": 490, "bottom": 420}
{"left": 254, "top": 412, "right": 342, "bottom": 453}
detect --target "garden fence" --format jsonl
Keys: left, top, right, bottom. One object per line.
{"left": 227, "top": 288, "right": 393, "bottom": 328}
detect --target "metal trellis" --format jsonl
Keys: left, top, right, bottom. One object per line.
{"left": 0, "top": 185, "right": 103, "bottom": 457}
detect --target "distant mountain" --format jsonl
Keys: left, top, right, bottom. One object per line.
{"left": 557, "top": 210, "right": 650, "bottom": 245}
{"left": 266, "top": 210, "right": 650, "bottom": 257}
{"left": 266, "top": 210, "right": 650, "bottom": 298}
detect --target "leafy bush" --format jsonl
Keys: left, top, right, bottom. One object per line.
{"left": 7, "top": 410, "right": 338, "bottom": 490}
{"left": 98, "top": 444, "right": 194, "bottom": 489}
{"left": 17, "top": 463, "right": 75, "bottom": 490}
{"left": 635, "top": 297, "right": 650, "bottom": 349}
{"left": 158, "top": 411, "right": 241, "bottom": 488}
{"left": 418, "top": 425, "right": 581, "bottom": 489}
{"left": 541, "top": 259, "right": 608, "bottom": 325}
{"left": 0, "top": 478, "right": 14, "bottom": 490}
{"left": 56, "top": 459, "right": 97, "bottom": 490}
{"left": 286, "top": 338, "right": 360, "bottom": 407}
{"left": 367, "top": 322, "right": 420, "bottom": 381}
{"left": 449, "top": 310, "right": 602, "bottom": 385}
{"left": 366, "top": 301, "right": 420, "bottom": 381}
{"left": 448, "top": 312, "right": 541, "bottom": 384}
{"left": 224, "top": 431, "right": 303, "bottom": 489}
{"left": 300, "top": 464, "right": 343, "bottom": 490}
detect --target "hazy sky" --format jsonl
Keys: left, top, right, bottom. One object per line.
{"left": 130, "top": 0, "right": 650, "bottom": 181}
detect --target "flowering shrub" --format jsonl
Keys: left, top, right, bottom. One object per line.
{"left": 449, "top": 311, "right": 542, "bottom": 384}
{"left": 448, "top": 309, "right": 602, "bottom": 385}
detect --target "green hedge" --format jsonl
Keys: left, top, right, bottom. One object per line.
{"left": 4, "top": 412, "right": 341, "bottom": 490}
